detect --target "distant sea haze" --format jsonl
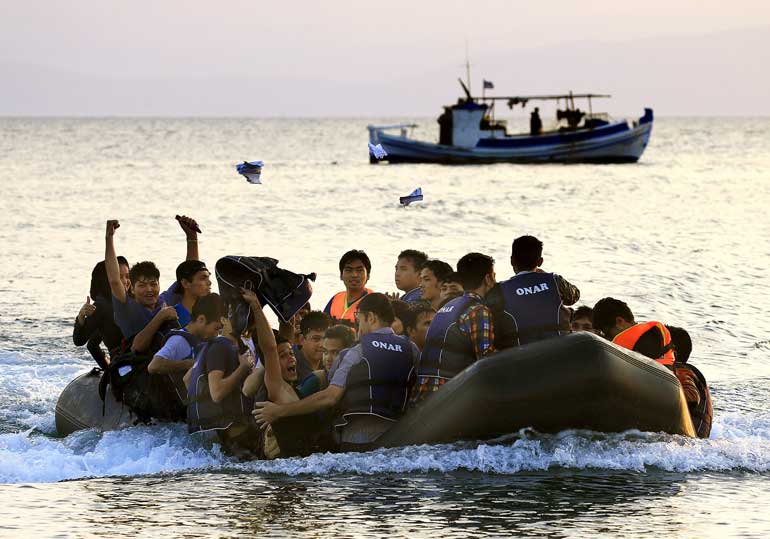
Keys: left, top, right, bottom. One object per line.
{"left": 1, "top": 26, "right": 768, "bottom": 116}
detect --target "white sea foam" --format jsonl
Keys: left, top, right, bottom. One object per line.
{"left": 1, "top": 413, "right": 769, "bottom": 484}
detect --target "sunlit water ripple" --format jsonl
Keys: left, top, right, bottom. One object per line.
{"left": 0, "top": 116, "right": 769, "bottom": 537}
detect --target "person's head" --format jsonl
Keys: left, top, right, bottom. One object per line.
{"left": 571, "top": 306, "right": 595, "bottom": 333}
{"left": 667, "top": 326, "right": 692, "bottom": 363}
{"left": 511, "top": 235, "right": 544, "bottom": 272}
{"left": 129, "top": 261, "right": 161, "bottom": 308}
{"left": 322, "top": 324, "right": 356, "bottom": 370}
{"left": 439, "top": 271, "right": 464, "bottom": 303}
{"left": 175, "top": 260, "right": 211, "bottom": 299}
{"left": 592, "top": 297, "right": 635, "bottom": 339}
{"left": 90, "top": 256, "right": 130, "bottom": 300}
{"left": 457, "top": 253, "right": 496, "bottom": 296}
{"left": 188, "top": 293, "right": 226, "bottom": 339}
{"left": 275, "top": 332, "right": 298, "bottom": 383}
{"left": 402, "top": 303, "right": 436, "bottom": 351}
{"left": 389, "top": 299, "right": 411, "bottom": 335}
{"left": 420, "top": 260, "right": 453, "bottom": 304}
{"left": 299, "top": 311, "right": 332, "bottom": 365}
{"left": 355, "top": 293, "right": 394, "bottom": 338}
{"left": 395, "top": 249, "right": 428, "bottom": 293}
{"left": 339, "top": 250, "right": 371, "bottom": 293}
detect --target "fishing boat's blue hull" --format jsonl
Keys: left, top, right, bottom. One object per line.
{"left": 372, "top": 109, "right": 653, "bottom": 164}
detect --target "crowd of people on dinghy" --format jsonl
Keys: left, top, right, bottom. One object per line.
{"left": 71, "top": 216, "right": 712, "bottom": 459}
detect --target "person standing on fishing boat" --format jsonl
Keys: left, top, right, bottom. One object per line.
{"left": 324, "top": 250, "right": 373, "bottom": 324}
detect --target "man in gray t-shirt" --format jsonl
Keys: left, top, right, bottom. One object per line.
{"left": 254, "top": 293, "right": 419, "bottom": 449}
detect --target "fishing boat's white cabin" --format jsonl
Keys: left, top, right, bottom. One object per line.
{"left": 441, "top": 101, "right": 506, "bottom": 147}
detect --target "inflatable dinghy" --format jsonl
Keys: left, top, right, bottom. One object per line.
{"left": 55, "top": 369, "right": 134, "bottom": 436}
{"left": 56, "top": 333, "right": 696, "bottom": 441}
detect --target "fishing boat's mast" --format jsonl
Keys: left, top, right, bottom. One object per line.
{"left": 465, "top": 39, "right": 472, "bottom": 96}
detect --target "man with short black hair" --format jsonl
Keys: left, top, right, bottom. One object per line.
{"left": 414, "top": 253, "right": 497, "bottom": 403}
{"left": 493, "top": 235, "right": 580, "bottom": 348}
{"left": 419, "top": 259, "right": 454, "bottom": 310}
{"left": 401, "top": 303, "right": 436, "bottom": 351}
{"left": 571, "top": 306, "right": 595, "bottom": 333}
{"left": 105, "top": 216, "right": 202, "bottom": 352}
{"left": 149, "top": 293, "right": 225, "bottom": 407}
{"left": 438, "top": 271, "right": 464, "bottom": 307}
{"left": 592, "top": 297, "right": 674, "bottom": 366}
{"left": 173, "top": 260, "right": 211, "bottom": 328}
{"left": 254, "top": 292, "right": 419, "bottom": 451}
{"left": 395, "top": 249, "right": 428, "bottom": 303}
{"left": 324, "top": 250, "right": 373, "bottom": 323}
{"left": 295, "top": 310, "right": 332, "bottom": 381}
{"left": 321, "top": 325, "right": 356, "bottom": 370}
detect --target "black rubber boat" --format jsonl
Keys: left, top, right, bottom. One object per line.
{"left": 55, "top": 333, "right": 696, "bottom": 441}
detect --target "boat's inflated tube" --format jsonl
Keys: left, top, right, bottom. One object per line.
{"left": 376, "top": 332, "right": 696, "bottom": 448}
{"left": 55, "top": 368, "right": 133, "bottom": 436}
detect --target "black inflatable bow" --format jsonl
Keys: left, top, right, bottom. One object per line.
{"left": 215, "top": 256, "right": 315, "bottom": 336}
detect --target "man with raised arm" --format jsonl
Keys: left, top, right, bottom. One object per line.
{"left": 254, "top": 293, "right": 419, "bottom": 452}
{"left": 104, "top": 216, "right": 201, "bottom": 352}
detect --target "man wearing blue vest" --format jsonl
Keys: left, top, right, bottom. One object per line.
{"left": 413, "top": 252, "right": 497, "bottom": 403}
{"left": 492, "top": 235, "right": 580, "bottom": 348}
{"left": 253, "top": 293, "right": 419, "bottom": 451}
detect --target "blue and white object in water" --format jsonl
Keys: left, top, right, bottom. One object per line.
{"left": 368, "top": 143, "right": 388, "bottom": 160}
{"left": 236, "top": 161, "right": 264, "bottom": 184}
{"left": 400, "top": 187, "right": 423, "bottom": 206}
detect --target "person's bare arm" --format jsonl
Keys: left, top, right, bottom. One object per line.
{"left": 242, "top": 366, "right": 265, "bottom": 397}
{"left": 208, "top": 351, "right": 253, "bottom": 403}
{"left": 130, "top": 306, "right": 178, "bottom": 353}
{"left": 176, "top": 215, "right": 200, "bottom": 261}
{"left": 105, "top": 220, "right": 126, "bottom": 303}
{"left": 241, "top": 288, "right": 284, "bottom": 402}
{"left": 183, "top": 367, "right": 193, "bottom": 388}
{"left": 147, "top": 356, "right": 194, "bottom": 374}
{"left": 253, "top": 384, "right": 344, "bottom": 427}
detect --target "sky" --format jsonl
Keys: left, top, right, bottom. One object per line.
{"left": 2, "top": 1, "right": 770, "bottom": 116}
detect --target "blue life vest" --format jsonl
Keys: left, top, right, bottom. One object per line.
{"left": 498, "top": 272, "right": 563, "bottom": 345}
{"left": 336, "top": 332, "right": 416, "bottom": 426}
{"left": 401, "top": 287, "right": 423, "bottom": 304}
{"left": 418, "top": 294, "right": 479, "bottom": 381}
{"left": 187, "top": 336, "right": 252, "bottom": 434}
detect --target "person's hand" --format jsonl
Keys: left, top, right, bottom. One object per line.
{"left": 176, "top": 215, "right": 200, "bottom": 238}
{"left": 158, "top": 305, "right": 179, "bottom": 322}
{"left": 240, "top": 287, "right": 261, "bottom": 307}
{"left": 385, "top": 292, "right": 401, "bottom": 300}
{"left": 238, "top": 349, "right": 255, "bottom": 371}
{"left": 77, "top": 296, "right": 96, "bottom": 325}
{"left": 534, "top": 267, "right": 545, "bottom": 273}
{"left": 106, "top": 220, "right": 120, "bottom": 237}
{"left": 252, "top": 401, "right": 280, "bottom": 428}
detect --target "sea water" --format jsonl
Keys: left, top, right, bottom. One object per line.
{"left": 0, "top": 117, "right": 769, "bottom": 538}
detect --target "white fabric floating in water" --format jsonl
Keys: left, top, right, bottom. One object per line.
{"left": 368, "top": 143, "right": 388, "bottom": 160}
{"left": 236, "top": 161, "right": 264, "bottom": 184}
{"left": 400, "top": 187, "right": 423, "bottom": 206}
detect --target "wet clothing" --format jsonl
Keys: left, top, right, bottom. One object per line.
{"left": 72, "top": 295, "right": 124, "bottom": 368}
{"left": 413, "top": 292, "right": 495, "bottom": 403}
{"left": 613, "top": 322, "right": 675, "bottom": 367}
{"left": 324, "top": 288, "right": 373, "bottom": 323}
{"left": 401, "top": 287, "right": 423, "bottom": 304}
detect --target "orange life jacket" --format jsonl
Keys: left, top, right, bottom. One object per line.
{"left": 612, "top": 321, "right": 675, "bottom": 366}
{"left": 328, "top": 288, "right": 373, "bottom": 323}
